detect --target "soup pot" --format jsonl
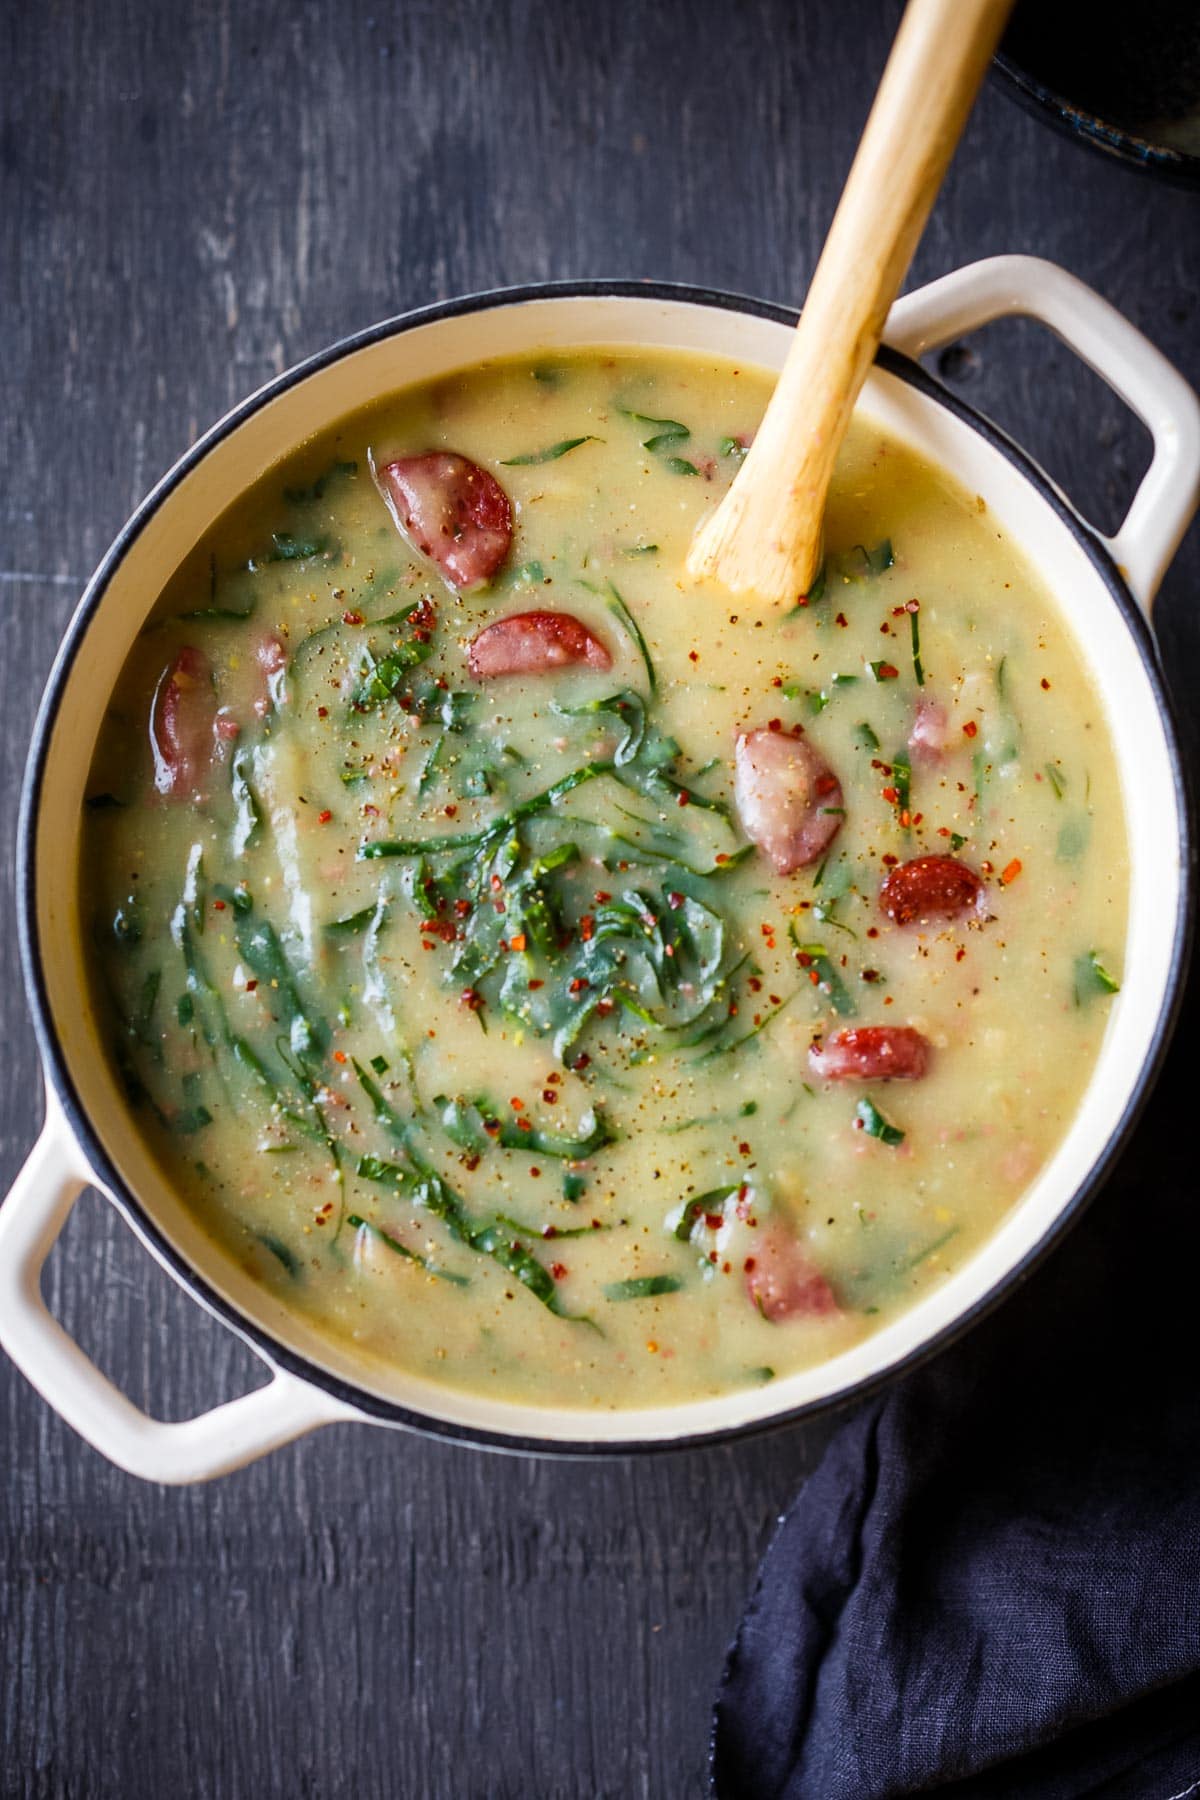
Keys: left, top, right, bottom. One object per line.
{"left": 3, "top": 256, "right": 1197, "bottom": 1483}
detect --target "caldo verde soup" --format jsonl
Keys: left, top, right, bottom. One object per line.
{"left": 83, "top": 349, "right": 1127, "bottom": 1409}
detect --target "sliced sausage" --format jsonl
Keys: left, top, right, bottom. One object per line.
{"left": 908, "top": 696, "right": 954, "bottom": 765}
{"left": 375, "top": 451, "right": 512, "bottom": 589}
{"left": 150, "top": 647, "right": 216, "bottom": 800}
{"left": 880, "top": 854, "right": 985, "bottom": 925}
{"left": 809, "top": 1025, "right": 931, "bottom": 1082}
{"left": 467, "top": 610, "right": 611, "bottom": 679}
{"left": 746, "top": 1224, "right": 840, "bottom": 1322}
{"left": 734, "top": 725, "right": 844, "bottom": 875}
{"left": 254, "top": 634, "right": 288, "bottom": 717}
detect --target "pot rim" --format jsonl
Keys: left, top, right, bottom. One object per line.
{"left": 17, "top": 278, "right": 1195, "bottom": 1456}
{"left": 992, "top": 53, "right": 1200, "bottom": 193}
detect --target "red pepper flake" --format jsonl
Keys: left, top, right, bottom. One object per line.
{"left": 835, "top": 612, "right": 848, "bottom": 628}
{"left": 444, "top": 805, "right": 458, "bottom": 819}
{"left": 342, "top": 610, "right": 364, "bottom": 625}
{"left": 881, "top": 853, "right": 899, "bottom": 867}
{"left": 550, "top": 1262, "right": 568, "bottom": 1281}
{"left": 767, "top": 717, "right": 783, "bottom": 733}
{"left": 867, "top": 927, "right": 879, "bottom": 939}
{"left": 318, "top": 809, "right": 332, "bottom": 824}
{"left": 877, "top": 662, "right": 899, "bottom": 679}
{"left": 317, "top": 706, "right": 328, "bottom": 719}
{"left": 332, "top": 1050, "right": 347, "bottom": 1064}
{"left": 530, "top": 1166, "right": 541, "bottom": 1177}
{"left": 963, "top": 720, "right": 978, "bottom": 738}
{"left": 1041, "top": 678, "right": 1051, "bottom": 690}
{"left": 568, "top": 977, "right": 589, "bottom": 995}
{"left": 714, "top": 854, "right": 729, "bottom": 865}
{"left": 748, "top": 975, "right": 763, "bottom": 992}
{"left": 580, "top": 914, "right": 594, "bottom": 942}
{"left": 667, "top": 891, "right": 685, "bottom": 910}
{"left": 594, "top": 891, "right": 612, "bottom": 904}
{"left": 862, "top": 969, "right": 880, "bottom": 983}
{"left": 510, "top": 1097, "right": 525, "bottom": 1111}
{"left": 899, "top": 810, "right": 911, "bottom": 828}
{"left": 956, "top": 946, "right": 967, "bottom": 962}
{"left": 688, "top": 650, "right": 699, "bottom": 663}
{"left": 743, "top": 1257, "right": 757, "bottom": 1273}
{"left": 881, "top": 786, "right": 899, "bottom": 804}
{"left": 1000, "top": 858, "right": 1023, "bottom": 886}
{"left": 738, "top": 1142, "right": 751, "bottom": 1157}
{"left": 509, "top": 933, "right": 527, "bottom": 953}
{"left": 704, "top": 1212, "right": 725, "bottom": 1230}
{"left": 542, "top": 1089, "right": 558, "bottom": 1104}
{"left": 528, "top": 979, "right": 544, "bottom": 990}
{"left": 771, "top": 675, "right": 783, "bottom": 687}
{"left": 490, "top": 875, "right": 503, "bottom": 893}
{"left": 808, "top": 969, "right": 819, "bottom": 985}
{"left": 595, "top": 997, "right": 615, "bottom": 1017}
{"left": 572, "top": 1053, "right": 591, "bottom": 1072}
{"left": 677, "top": 791, "right": 690, "bottom": 807}
{"left": 213, "top": 899, "right": 227, "bottom": 911}
{"left": 246, "top": 979, "right": 258, "bottom": 992}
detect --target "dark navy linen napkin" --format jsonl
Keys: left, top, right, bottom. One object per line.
{"left": 713, "top": 985, "right": 1200, "bottom": 1800}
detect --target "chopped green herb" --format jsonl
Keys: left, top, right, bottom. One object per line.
{"left": 604, "top": 1274, "right": 683, "bottom": 1300}
{"left": 788, "top": 922, "right": 857, "bottom": 1017}
{"left": 855, "top": 721, "right": 881, "bottom": 752}
{"left": 617, "top": 406, "right": 690, "bottom": 447}
{"left": 1044, "top": 762, "right": 1066, "bottom": 799}
{"left": 669, "top": 1183, "right": 740, "bottom": 1241}
{"left": 1074, "top": 950, "right": 1120, "bottom": 1004}
{"left": 283, "top": 460, "right": 358, "bottom": 505}
{"left": 910, "top": 607, "right": 924, "bottom": 687}
{"left": 501, "top": 436, "right": 600, "bottom": 466}
{"left": 855, "top": 1095, "right": 905, "bottom": 1146}
{"left": 256, "top": 1233, "right": 301, "bottom": 1278}
{"left": 605, "top": 583, "right": 657, "bottom": 694}
{"left": 1057, "top": 815, "right": 1091, "bottom": 861}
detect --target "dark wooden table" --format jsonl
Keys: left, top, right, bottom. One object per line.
{"left": 3, "top": 3, "right": 1198, "bottom": 1794}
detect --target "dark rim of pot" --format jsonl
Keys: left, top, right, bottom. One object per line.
{"left": 16, "top": 280, "right": 1195, "bottom": 1461}
{"left": 993, "top": 54, "right": 1200, "bottom": 192}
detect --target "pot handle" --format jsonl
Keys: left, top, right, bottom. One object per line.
{"left": 0, "top": 1095, "right": 355, "bottom": 1483}
{"left": 885, "top": 254, "right": 1200, "bottom": 614}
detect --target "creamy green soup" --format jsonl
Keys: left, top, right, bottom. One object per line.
{"left": 82, "top": 349, "right": 1127, "bottom": 1408}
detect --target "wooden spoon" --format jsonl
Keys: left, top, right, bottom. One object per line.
{"left": 687, "top": 0, "right": 1014, "bottom": 607}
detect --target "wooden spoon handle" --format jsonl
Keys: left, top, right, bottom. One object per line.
{"left": 688, "top": 0, "right": 1013, "bottom": 606}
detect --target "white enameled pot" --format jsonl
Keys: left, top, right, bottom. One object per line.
{"left": 3, "top": 257, "right": 1198, "bottom": 1483}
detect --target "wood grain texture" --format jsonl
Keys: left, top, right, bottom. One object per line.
{"left": 1, "top": 1, "right": 1197, "bottom": 1795}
